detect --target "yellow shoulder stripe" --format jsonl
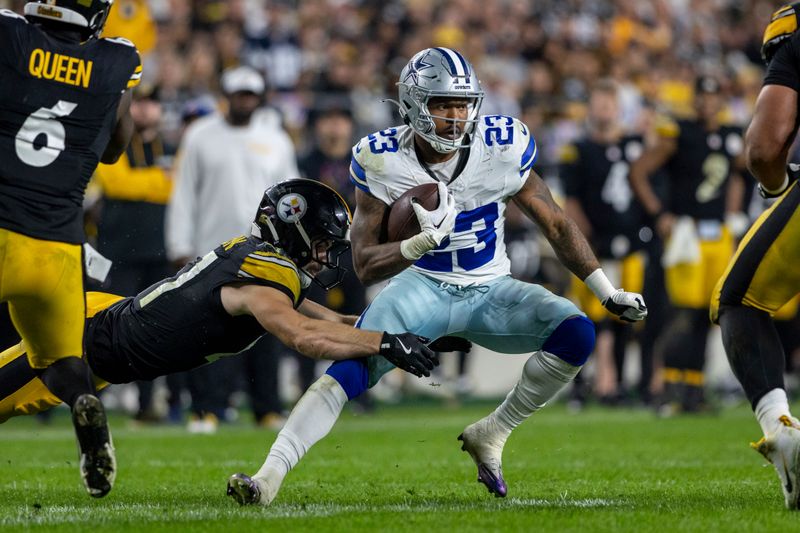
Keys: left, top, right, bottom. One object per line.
{"left": 240, "top": 256, "right": 301, "bottom": 303}
{"left": 221, "top": 236, "right": 247, "bottom": 251}
{"left": 764, "top": 14, "right": 798, "bottom": 45}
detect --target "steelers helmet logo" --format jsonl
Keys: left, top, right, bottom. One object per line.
{"left": 277, "top": 193, "right": 307, "bottom": 223}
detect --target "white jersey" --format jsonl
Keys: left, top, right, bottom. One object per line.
{"left": 349, "top": 115, "right": 537, "bottom": 285}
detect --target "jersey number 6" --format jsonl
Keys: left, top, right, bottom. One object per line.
{"left": 14, "top": 100, "right": 77, "bottom": 168}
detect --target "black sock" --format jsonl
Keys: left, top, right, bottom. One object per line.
{"left": 36, "top": 356, "right": 95, "bottom": 409}
{"left": 719, "top": 305, "right": 786, "bottom": 409}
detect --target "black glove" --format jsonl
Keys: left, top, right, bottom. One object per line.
{"left": 379, "top": 332, "right": 439, "bottom": 378}
{"left": 428, "top": 336, "right": 473, "bottom": 353}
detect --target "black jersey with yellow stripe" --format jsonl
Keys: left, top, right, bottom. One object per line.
{"left": 0, "top": 9, "right": 141, "bottom": 244}
{"left": 86, "top": 236, "right": 305, "bottom": 383}
{"left": 658, "top": 118, "right": 743, "bottom": 221}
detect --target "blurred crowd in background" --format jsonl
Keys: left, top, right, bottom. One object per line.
{"left": 2, "top": 0, "right": 799, "bottom": 430}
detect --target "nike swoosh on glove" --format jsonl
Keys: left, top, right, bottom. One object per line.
{"left": 411, "top": 181, "right": 457, "bottom": 244}
{"left": 379, "top": 332, "right": 440, "bottom": 377}
{"left": 602, "top": 289, "right": 648, "bottom": 322}
{"left": 400, "top": 182, "right": 458, "bottom": 260}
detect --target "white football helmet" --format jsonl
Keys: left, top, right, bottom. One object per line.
{"left": 391, "top": 47, "right": 484, "bottom": 154}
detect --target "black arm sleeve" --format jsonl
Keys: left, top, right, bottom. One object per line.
{"left": 764, "top": 32, "right": 800, "bottom": 91}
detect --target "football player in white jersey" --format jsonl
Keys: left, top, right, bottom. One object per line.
{"left": 227, "top": 47, "right": 647, "bottom": 505}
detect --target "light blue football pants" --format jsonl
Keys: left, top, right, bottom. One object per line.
{"left": 330, "top": 269, "right": 584, "bottom": 392}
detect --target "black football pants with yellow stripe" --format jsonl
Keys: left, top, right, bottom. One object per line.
{"left": 712, "top": 182, "right": 800, "bottom": 408}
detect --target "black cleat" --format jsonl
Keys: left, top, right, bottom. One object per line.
{"left": 72, "top": 394, "right": 116, "bottom": 498}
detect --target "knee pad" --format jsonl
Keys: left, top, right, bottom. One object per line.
{"left": 542, "top": 315, "right": 595, "bottom": 366}
{"left": 325, "top": 359, "right": 369, "bottom": 400}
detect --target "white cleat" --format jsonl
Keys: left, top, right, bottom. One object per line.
{"left": 226, "top": 472, "right": 280, "bottom": 506}
{"left": 752, "top": 415, "right": 800, "bottom": 510}
{"left": 458, "top": 416, "right": 509, "bottom": 497}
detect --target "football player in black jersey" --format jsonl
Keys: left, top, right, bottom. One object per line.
{"left": 562, "top": 79, "right": 647, "bottom": 404}
{"left": 0, "top": 180, "right": 442, "bottom": 426}
{"left": 709, "top": 3, "right": 800, "bottom": 510}
{"left": 629, "top": 75, "right": 746, "bottom": 415}
{"left": 0, "top": 1, "right": 140, "bottom": 497}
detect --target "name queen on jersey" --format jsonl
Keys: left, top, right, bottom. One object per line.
{"left": 349, "top": 116, "right": 536, "bottom": 286}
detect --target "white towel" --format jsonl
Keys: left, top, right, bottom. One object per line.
{"left": 661, "top": 216, "right": 701, "bottom": 268}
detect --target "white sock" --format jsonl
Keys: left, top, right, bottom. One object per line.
{"left": 755, "top": 388, "right": 792, "bottom": 437}
{"left": 254, "top": 374, "right": 348, "bottom": 486}
{"left": 492, "top": 351, "right": 581, "bottom": 436}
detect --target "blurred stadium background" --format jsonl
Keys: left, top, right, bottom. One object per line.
{"left": 0, "top": 0, "right": 796, "bottom": 425}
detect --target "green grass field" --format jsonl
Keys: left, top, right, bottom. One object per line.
{"left": 0, "top": 402, "right": 798, "bottom": 532}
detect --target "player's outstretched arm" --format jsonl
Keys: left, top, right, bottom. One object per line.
{"left": 512, "top": 171, "right": 647, "bottom": 322}
{"left": 101, "top": 90, "right": 134, "bottom": 164}
{"left": 220, "top": 284, "right": 438, "bottom": 376}
{"left": 746, "top": 85, "right": 799, "bottom": 196}
{"left": 298, "top": 299, "right": 359, "bottom": 326}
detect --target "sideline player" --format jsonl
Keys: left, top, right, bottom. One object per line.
{"left": 561, "top": 79, "right": 647, "bottom": 404}
{"left": 227, "top": 47, "right": 647, "bottom": 505}
{"left": 0, "top": 1, "right": 140, "bottom": 496}
{"left": 0, "top": 180, "right": 440, "bottom": 422}
{"left": 710, "top": 3, "right": 800, "bottom": 510}
{"left": 629, "top": 75, "right": 745, "bottom": 414}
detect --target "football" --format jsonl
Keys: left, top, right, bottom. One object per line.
{"left": 386, "top": 183, "right": 440, "bottom": 242}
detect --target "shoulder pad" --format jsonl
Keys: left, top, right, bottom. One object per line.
{"left": 99, "top": 37, "right": 141, "bottom": 90}
{"left": 762, "top": 3, "right": 800, "bottom": 64}
{"left": 101, "top": 36, "right": 137, "bottom": 48}
{"left": 349, "top": 128, "right": 403, "bottom": 192}
{"left": 239, "top": 249, "right": 302, "bottom": 304}
{"left": 478, "top": 115, "right": 537, "bottom": 174}
{"left": 349, "top": 138, "right": 371, "bottom": 193}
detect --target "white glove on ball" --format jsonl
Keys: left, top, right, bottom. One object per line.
{"left": 400, "top": 182, "right": 457, "bottom": 260}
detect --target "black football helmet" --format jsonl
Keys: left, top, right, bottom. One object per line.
{"left": 24, "top": 0, "right": 114, "bottom": 40}
{"left": 252, "top": 179, "right": 352, "bottom": 290}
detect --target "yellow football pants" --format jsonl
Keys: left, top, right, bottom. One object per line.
{"left": 0, "top": 228, "right": 85, "bottom": 369}
{"left": 666, "top": 227, "right": 733, "bottom": 309}
{"left": 0, "top": 292, "right": 122, "bottom": 422}
{"left": 711, "top": 182, "right": 800, "bottom": 321}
